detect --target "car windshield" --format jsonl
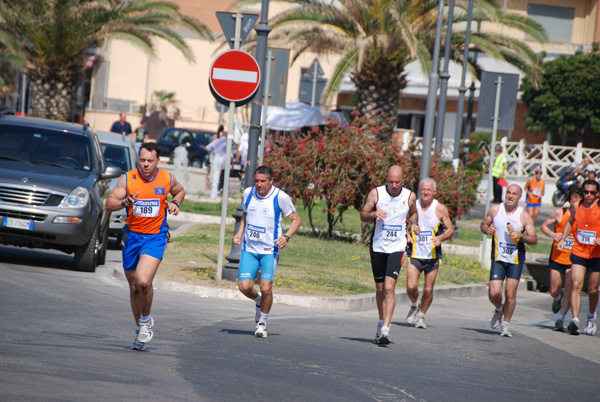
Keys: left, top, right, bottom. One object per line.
{"left": 193, "top": 131, "right": 214, "bottom": 145}
{"left": 101, "top": 143, "right": 133, "bottom": 172}
{"left": 0, "top": 127, "right": 92, "bottom": 171}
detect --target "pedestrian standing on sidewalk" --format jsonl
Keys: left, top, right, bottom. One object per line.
{"left": 480, "top": 184, "right": 538, "bottom": 337}
{"left": 106, "top": 142, "right": 185, "bottom": 351}
{"left": 233, "top": 165, "right": 301, "bottom": 338}
{"left": 557, "top": 179, "right": 600, "bottom": 336}
{"left": 524, "top": 169, "right": 545, "bottom": 223}
{"left": 405, "top": 178, "right": 454, "bottom": 329}
{"left": 540, "top": 186, "right": 582, "bottom": 331}
{"left": 361, "top": 165, "right": 417, "bottom": 344}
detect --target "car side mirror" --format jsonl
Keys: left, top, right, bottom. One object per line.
{"left": 101, "top": 165, "right": 122, "bottom": 179}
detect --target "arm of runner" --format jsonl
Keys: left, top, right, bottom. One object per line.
{"left": 520, "top": 210, "right": 538, "bottom": 245}
{"left": 480, "top": 204, "right": 499, "bottom": 235}
{"left": 233, "top": 212, "right": 247, "bottom": 245}
{"left": 105, "top": 175, "right": 139, "bottom": 212}
{"left": 407, "top": 191, "right": 420, "bottom": 235}
{"left": 540, "top": 209, "right": 561, "bottom": 241}
{"left": 274, "top": 210, "right": 301, "bottom": 249}
{"left": 360, "top": 188, "right": 385, "bottom": 222}
{"left": 433, "top": 203, "right": 454, "bottom": 246}
{"left": 167, "top": 175, "right": 185, "bottom": 215}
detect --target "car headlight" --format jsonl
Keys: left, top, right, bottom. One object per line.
{"left": 61, "top": 186, "right": 90, "bottom": 208}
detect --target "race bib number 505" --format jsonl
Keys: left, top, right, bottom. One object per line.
{"left": 133, "top": 199, "right": 160, "bottom": 218}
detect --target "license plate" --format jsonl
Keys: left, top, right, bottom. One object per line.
{"left": 3, "top": 217, "right": 34, "bottom": 230}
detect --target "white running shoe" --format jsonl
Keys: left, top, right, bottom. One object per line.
{"left": 584, "top": 315, "right": 597, "bottom": 336}
{"left": 255, "top": 322, "right": 268, "bottom": 338}
{"left": 374, "top": 322, "right": 383, "bottom": 343}
{"left": 500, "top": 323, "right": 512, "bottom": 337}
{"left": 138, "top": 317, "right": 154, "bottom": 343}
{"left": 131, "top": 330, "right": 146, "bottom": 351}
{"left": 491, "top": 309, "right": 503, "bottom": 329}
{"left": 415, "top": 314, "right": 427, "bottom": 329}
{"left": 255, "top": 303, "right": 261, "bottom": 323}
{"left": 377, "top": 326, "right": 390, "bottom": 345}
{"left": 406, "top": 304, "right": 420, "bottom": 324}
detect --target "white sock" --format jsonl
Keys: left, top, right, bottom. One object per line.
{"left": 588, "top": 311, "right": 596, "bottom": 319}
{"left": 259, "top": 312, "right": 268, "bottom": 325}
{"left": 496, "top": 306, "right": 503, "bottom": 313}
{"left": 417, "top": 312, "right": 425, "bottom": 318}
{"left": 573, "top": 317, "right": 580, "bottom": 324}
{"left": 254, "top": 294, "right": 262, "bottom": 305}
{"left": 411, "top": 302, "right": 418, "bottom": 308}
{"left": 501, "top": 321, "right": 509, "bottom": 327}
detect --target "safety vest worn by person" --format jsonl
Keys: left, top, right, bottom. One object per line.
{"left": 571, "top": 200, "right": 600, "bottom": 259}
{"left": 124, "top": 168, "right": 172, "bottom": 234}
{"left": 492, "top": 153, "right": 507, "bottom": 178}
{"left": 492, "top": 203, "right": 526, "bottom": 264}
{"left": 526, "top": 177, "right": 545, "bottom": 204}
{"left": 550, "top": 208, "right": 574, "bottom": 265}
{"left": 371, "top": 186, "right": 411, "bottom": 254}
{"left": 410, "top": 199, "right": 442, "bottom": 259}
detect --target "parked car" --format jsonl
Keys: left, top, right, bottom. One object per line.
{"left": 97, "top": 131, "right": 138, "bottom": 247}
{"left": 156, "top": 127, "right": 214, "bottom": 168}
{"left": 0, "top": 115, "right": 121, "bottom": 272}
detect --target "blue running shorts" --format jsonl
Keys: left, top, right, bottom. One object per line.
{"left": 122, "top": 228, "right": 169, "bottom": 271}
{"left": 238, "top": 251, "right": 279, "bottom": 281}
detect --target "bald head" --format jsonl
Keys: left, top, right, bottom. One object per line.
{"left": 507, "top": 183, "right": 522, "bottom": 196}
{"left": 386, "top": 165, "right": 403, "bottom": 196}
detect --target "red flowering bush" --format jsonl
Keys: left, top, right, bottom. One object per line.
{"left": 265, "top": 116, "right": 481, "bottom": 239}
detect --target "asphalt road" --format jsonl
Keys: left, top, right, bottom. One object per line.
{"left": 1, "top": 244, "right": 599, "bottom": 401}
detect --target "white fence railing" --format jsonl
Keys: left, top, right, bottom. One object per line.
{"left": 406, "top": 133, "right": 600, "bottom": 180}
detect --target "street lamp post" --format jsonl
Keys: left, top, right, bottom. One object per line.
{"left": 434, "top": 0, "right": 455, "bottom": 153}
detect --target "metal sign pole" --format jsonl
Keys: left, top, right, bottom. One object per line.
{"left": 259, "top": 50, "right": 273, "bottom": 165}
{"left": 479, "top": 76, "right": 503, "bottom": 266}
{"left": 216, "top": 14, "right": 243, "bottom": 282}
{"left": 310, "top": 60, "right": 318, "bottom": 107}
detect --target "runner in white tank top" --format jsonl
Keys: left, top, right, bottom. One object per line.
{"left": 406, "top": 179, "right": 454, "bottom": 329}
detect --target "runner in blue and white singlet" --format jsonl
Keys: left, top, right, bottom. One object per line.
{"left": 410, "top": 198, "right": 442, "bottom": 259}
{"left": 242, "top": 185, "right": 296, "bottom": 255}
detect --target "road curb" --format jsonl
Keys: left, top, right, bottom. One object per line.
{"left": 111, "top": 265, "right": 495, "bottom": 312}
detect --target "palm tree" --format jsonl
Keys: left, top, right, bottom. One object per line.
{"left": 0, "top": 0, "right": 213, "bottom": 121}
{"left": 240, "top": 0, "right": 547, "bottom": 140}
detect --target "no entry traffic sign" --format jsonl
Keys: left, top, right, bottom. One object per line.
{"left": 209, "top": 50, "right": 261, "bottom": 107}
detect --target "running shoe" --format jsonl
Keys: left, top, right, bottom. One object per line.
{"left": 377, "top": 327, "right": 390, "bottom": 345}
{"left": 255, "top": 322, "right": 268, "bottom": 338}
{"left": 406, "top": 304, "right": 420, "bottom": 324}
{"left": 374, "top": 322, "right": 383, "bottom": 343}
{"left": 567, "top": 320, "right": 580, "bottom": 336}
{"left": 554, "top": 318, "right": 564, "bottom": 332}
{"left": 138, "top": 316, "right": 154, "bottom": 343}
{"left": 584, "top": 315, "right": 597, "bottom": 336}
{"left": 500, "top": 323, "right": 512, "bottom": 337}
{"left": 131, "top": 330, "right": 146, "bottom": 351}
{"left": 552, "top": 289, "right": 563, "bottom": 314}
{"left": 415, "top": 315, "right": 427, "bottom": 329}
{"left": 491, "top": 309, "right": 503, "bottom": 329}
{"left": 255, "top": 303, "right": 261, "bottom": 323}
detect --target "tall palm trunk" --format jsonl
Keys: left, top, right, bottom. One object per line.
{"left": 28, "top": 66, "right": 78, "bottom": 121}
{"left": 351, "top": 61, "right": 407, "bottom": 142}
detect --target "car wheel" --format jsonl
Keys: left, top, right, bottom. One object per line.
{"left": 191, "top": 157, "right": 202, "bottom": 168}
{"left": 97, "top": 222, "right": 109, "bottom": 266}
{"left": 74, "top": 221, "right": 99, "bottom": 272}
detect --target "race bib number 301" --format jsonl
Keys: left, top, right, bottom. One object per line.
{"left": 133, "top": 199, "right": 160, "bottom": 218}
{"left": 577, "top": 230, "right": 596, "bottom": 245}
{"left": 417, "top": 230, "right": 433, "bottom": 245}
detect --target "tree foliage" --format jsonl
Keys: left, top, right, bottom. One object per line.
{"left": 521, "top": 47, "right": 600, "bottom": 144}
{"left": 265, "top": 116, "right": 482, "bottom": 239}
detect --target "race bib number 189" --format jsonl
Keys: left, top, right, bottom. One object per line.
{"left": 133, "top": 199, "right": 160, "bottom": 218}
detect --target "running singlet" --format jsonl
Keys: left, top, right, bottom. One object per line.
{"left": 242, "top": 186, "right": 295, "bottom": 255}
{"left": 550, "top": 208, "right": 574, "bottom": 265}
{"left": 410, "top": 199, "right": 442, "bottom": 259}
{"left": 571, "top": 200, "right": 600, "bottom": 259}
{"left": 371, "top": 186, "right": 411, "bottom": 253}
{"left": 124, "top": 168, "right": 171, "bottom": 234}
{"left": 492, "top": 203, "right": 525, "bottom": 264}
{"left": 527, "top": 178, "right": 544, "bottom": 204}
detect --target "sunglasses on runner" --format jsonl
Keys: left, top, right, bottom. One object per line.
{"left": 583, "top": 190, "right": 597, "bottom": 195}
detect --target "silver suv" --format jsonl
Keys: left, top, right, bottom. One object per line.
{"left": 0, "top": 116, "right": 121, "bottom": 271}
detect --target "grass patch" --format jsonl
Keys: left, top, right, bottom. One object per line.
{"left": 158, "top": 223, "right": 488, "bottom": 296}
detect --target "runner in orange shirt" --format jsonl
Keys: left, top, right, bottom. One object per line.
{"left": 558, "top": 179, "right": 600, "bottom": 336}
{"left": 540, "top": 186, "right": 582, "bottom": 331}
{"left": 524, "top": 169, "right": 545, "bottom": 223}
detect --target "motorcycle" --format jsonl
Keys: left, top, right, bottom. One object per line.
{"left": 552, "top": 168, "right": 579, "bottom": 207}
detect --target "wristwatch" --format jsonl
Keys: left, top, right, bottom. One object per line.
{"left": 283, "top": 235, "right": 290, "bottom": 242}
{"left": 121, "top": 198, "right": 128, "bottom": 207}
{"left": 172, "top": 200, "right": 180, "bottom": 208}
